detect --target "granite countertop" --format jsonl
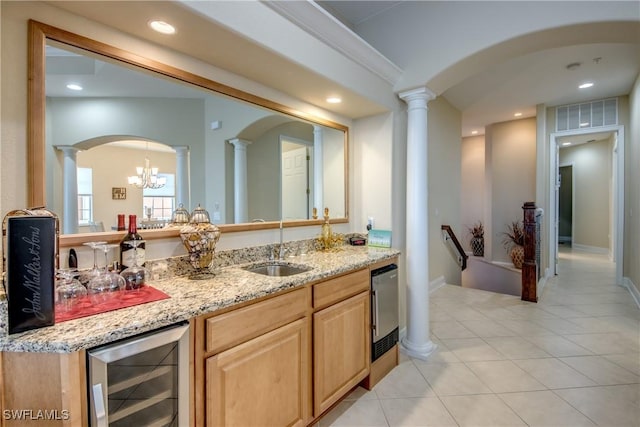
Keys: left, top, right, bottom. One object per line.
{"left": 0, "top": 245, "right": 399, "bottom": 353}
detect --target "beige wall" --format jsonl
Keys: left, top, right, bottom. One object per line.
{"left": 559, "top": 138, "right": 612, "bottom": 250}
{"left": 461, "top": 135, "right": 485, "bottom": 251}
{"left": 428, "top": 97, "right": 462, "bottom": 285}
{"left": 627, "top": 74, "right": 640, "bottom": 293}
{"left": 352, "top": 112, "right": 394, "bottom": 232}
{"left": 486, "top": 118, "right": 537, "bottom": 263}
{"left": 46, "top": 96, "right": 204, "bottom": 217}
{"left": 76, "top": 145, "right": 176, "bottom": 229}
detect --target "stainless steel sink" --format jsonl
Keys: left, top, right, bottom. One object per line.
{"left": 243, "top": 262, "right": 312, "bottom": 277}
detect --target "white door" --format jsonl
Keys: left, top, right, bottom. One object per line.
{"left": 281, "top": 145, "right": 309, "bottom": 220}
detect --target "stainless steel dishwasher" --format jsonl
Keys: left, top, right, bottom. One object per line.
{"left": 371, "top": 264, "right": 399, "bottom": 361}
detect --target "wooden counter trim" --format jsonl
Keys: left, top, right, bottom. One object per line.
{"left": 204, "top": 287, "right": 310, "bottom": 355}
{"left": 312, "top": 268, "right": 369, "bottom": 310}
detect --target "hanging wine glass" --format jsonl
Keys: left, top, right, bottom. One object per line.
{"left": 80, "top": 242, "right": 107, "bottom": 285}
{"left": 55, "top": 268, "right": 88, "bottom": 313}
{"left": 120, "top": 239, "right": 149, "bottom": 291}
{"left": 87, "top": 243, "right": 125, "bottom": 303}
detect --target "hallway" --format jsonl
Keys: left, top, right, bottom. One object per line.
{"left": 319, "top": 248, "right": 640, "bottom": 426}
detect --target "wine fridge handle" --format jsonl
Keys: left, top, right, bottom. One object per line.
{"left": 372, "top": 289, "right": 378, "bottom": 337}
{"left": 92, "top": 383, "right": 108, "bottom": 427}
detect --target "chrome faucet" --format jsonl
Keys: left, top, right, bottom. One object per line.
{"left": 278, "top": 219, "right": 286, "bottom": 260}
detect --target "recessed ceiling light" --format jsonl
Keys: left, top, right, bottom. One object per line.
{"left": 471, "top": 130, "right": 478, "bottom": 135}
{"left": 514, "top": 112, "right": 522, "bottom": 117}
{"left": 562, "top": 142, "right": 572, "bottom": 146}
{"left": 326, "top": 97, "right": 342, "bottom": 104}
{"left": 149, "top": 20, "right": 176, "bottom": 35}
{"left": 66, "top": 83, "right": 83, "bottom": 91}
{"left": 579, "top": 82, "right": 594, "bottom": 89}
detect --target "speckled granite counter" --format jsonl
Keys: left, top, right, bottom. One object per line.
{"left": 0, "top": 245, "right": 399, "bottom": 353}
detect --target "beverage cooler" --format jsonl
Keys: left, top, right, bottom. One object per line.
{"left": 87, "top": 323, "right": 189, "bottom": 427}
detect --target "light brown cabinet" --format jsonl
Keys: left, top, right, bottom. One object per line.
{"left": 197, "top": 287, "right": 312, "bottom": 427}
{"left": 198, "top": 268, "right": 372, "bottom": 425}
{"left": 313, "top": 291, "right": 370, "bottom": 416}
{"left": 206, "top": 317, "right": 310, "bottom": 427}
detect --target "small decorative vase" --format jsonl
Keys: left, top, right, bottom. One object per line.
{"left": 179, "top": 205, "right": 221, "bottom": 276}
{"left": 510, "top": 245, "right": 524, "bottom": 269}
{"left": 470, "top": 237, "right": 484, "bottom": 256}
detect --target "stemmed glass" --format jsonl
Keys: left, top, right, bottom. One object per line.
{"left": 87, "top": 244, "right": 125, "bottom": 302}
{"left": 82, "top": 241, "right": 107, "bottom": 280}
{"left": 55, "top": 268, "right": 88, "bottom": 313}
{"left": 120, "top": 240, "right": 149, "bottom": 291}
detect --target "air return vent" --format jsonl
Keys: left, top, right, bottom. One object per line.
{"left": 556, "top": 98, "right": 618, "bottom": 132}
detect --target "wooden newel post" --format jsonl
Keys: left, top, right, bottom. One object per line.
{"left": 522, "top": 202, "right": 538, "bottom": 302}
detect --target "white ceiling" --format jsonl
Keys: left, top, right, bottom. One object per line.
{"left": 44, "top": 0, "right": 640, "bottom": 138}
{"left": 317, "top": 1, "right": 640, "bottom": 137}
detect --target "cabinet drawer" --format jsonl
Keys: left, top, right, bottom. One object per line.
{"left": 313, "top": 268, "right": 369, "bottom": 309}
{"left": 205, "top": 287, "right": 309, "bottom": 355}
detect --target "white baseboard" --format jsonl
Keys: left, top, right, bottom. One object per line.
{"left": 429, "top": 276, "right": 446, "bottom": 293}
{"left": 623, "top": 277, "right": 640, "bottom": 309}
{"left": 572, "top": 243, "right": 610, "bottom": 255}
{"left": 537, "top": 275, "right": 548, "bottom": 299}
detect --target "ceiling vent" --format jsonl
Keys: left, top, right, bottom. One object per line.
{"left": 556, "top": 98, "right": 617, "bottom": 132}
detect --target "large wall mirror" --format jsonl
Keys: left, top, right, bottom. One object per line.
{"left": 29, "top": 21, "right": 348, "bottom": 246}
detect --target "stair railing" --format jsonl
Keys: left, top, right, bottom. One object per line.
{"left": 441, "top": 225, "right": 468, "bottom": 271}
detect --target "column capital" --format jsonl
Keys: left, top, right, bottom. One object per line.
{"left": 398, "top": 86, "right": 436, "bottom": 103}
{"left": 228, "top": 138, "right": 252, "bottom": 149}
{"left": 54, "top": 145, "right": 81, "bottom": 156}
{"left": 173, "top": 145, "right": 190, "bottom": 153}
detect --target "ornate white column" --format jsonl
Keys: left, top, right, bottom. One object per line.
{"left": 399, "top": 87, "right": 436, "bottom": 360}
{"left": 55, "top": 145, "right": 80, "bottom": 234}
{"left": 228, "top": 138, "right": 252, "bottom": 223}
{"left": 174, "top": 146, "right": 190, "bottom": 210}
{"left": 313, "top": 125, "right": 324, "bottom": 214}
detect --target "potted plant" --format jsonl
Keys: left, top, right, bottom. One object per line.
{"left": 502, "top": 221, "right": 525, "bottom": 269}
{"left": 467, "top": 221, "right": 484, "bottom": 256}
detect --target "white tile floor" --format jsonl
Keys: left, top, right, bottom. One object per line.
{"left": 318, "top": 247, "right": 640, "bottom": 426}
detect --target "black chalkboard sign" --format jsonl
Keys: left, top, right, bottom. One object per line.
{"left": 6, "top": 216, "right": 56, "bottom": 334}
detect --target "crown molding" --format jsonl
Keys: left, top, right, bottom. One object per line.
{"left": 263, "top": 0, "right": 403, "bottom": 86}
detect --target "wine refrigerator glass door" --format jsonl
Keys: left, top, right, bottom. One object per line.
{"left": 88, "top": 323, "right": 189, "bottom": 427}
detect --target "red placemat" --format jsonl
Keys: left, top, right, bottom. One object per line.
{"left": 55, "top": 285, "right": 170, "bottom": 323}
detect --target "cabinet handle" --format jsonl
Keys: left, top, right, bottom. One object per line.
{"left": 92, "top": 383, "right": 108, "bottom": 427}
{"left": 372, "top": 290, "right": 378, "bottom": 338}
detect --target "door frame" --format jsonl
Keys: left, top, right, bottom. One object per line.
{"left": 548, "top": 125, "right": 624, "bottom": 284}
{"left": 558, "top": 163, "right": 575, "bottom": 246}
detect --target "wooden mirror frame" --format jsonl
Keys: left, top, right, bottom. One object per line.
{"left": 28, "top": 20, "right": 349, "bottom": 247}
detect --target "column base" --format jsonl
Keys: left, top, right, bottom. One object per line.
{"left": 400, "top": 337, "right": 436, "bottom": 361}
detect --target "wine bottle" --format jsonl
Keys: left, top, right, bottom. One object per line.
{"left": 119, "top": 215, "right": 145, "bottom": 270}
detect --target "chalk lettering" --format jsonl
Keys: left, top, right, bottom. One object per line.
{"left": 20, "top": 226, "right": 45, "bottom": 320}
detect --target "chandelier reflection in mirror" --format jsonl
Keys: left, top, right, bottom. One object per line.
{"left": 128, "top": 143, "right": 167, "bottom": 189}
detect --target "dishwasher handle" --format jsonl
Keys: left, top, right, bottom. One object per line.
{"left": 371, "top": 289, "right": 379, "bottom": 338}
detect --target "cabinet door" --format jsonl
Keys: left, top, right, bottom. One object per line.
{"left": 206, "top": 317, "right": 310, "bottom": 427}
{"left": 313, "top": 291, "right": 370, "bottom": 416}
